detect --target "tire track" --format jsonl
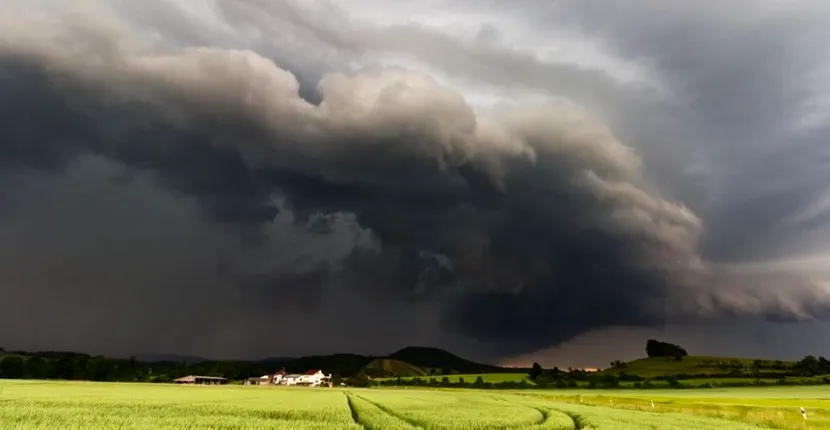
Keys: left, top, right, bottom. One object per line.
{"left": 344, "top": 393, "right": 367, "bottom": 429}
{"left": 354, "top": 394, "right": 424, "bottom": 429}
{"left": 530, "top": 406, "right": 551, "bottom": 425}
{"left": 557, "top": 411, "right": 584, "bottom": 430}
{"left": 498, "top": 395, "right": 576, "bottom": 429}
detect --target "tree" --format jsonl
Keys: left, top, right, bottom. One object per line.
{"left": 529, "top": 362, "right": 543, "bottom": 380}
{"left": 610, "top": 360, "right": 627, "bottom": 368}
{"left": 797, "top": 355, "right": 821, "bottom": 375}
{"left": 752, "top": 359, "right": 763, "bottom": 376}
{"left": 645, "top": 339, "right": 688, "bottom": 358}
{"left": 0, "top": 356, "right": 25, "bottom": 378}
{"left": 474, "top": 376, "right": 485, "bottom": 386}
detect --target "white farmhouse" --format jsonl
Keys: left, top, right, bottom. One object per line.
{"left": 298, "top": 369, "right": 332, "bottom": 387}
{"left": 283, "top": 374, "right": 302, "bottom": 386}
{"left": 257, "top": 370, "right": 286, "bottom": 385}
{"left": 246, "top": 369, "right": 331, "bottom": 387}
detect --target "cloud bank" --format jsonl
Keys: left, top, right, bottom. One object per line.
{"left": 2, "top": 0, "right": 830, "bottom": 360}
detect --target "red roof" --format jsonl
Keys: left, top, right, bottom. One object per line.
{"left": 304, "top": 369, "right": 320, "bottom": 375}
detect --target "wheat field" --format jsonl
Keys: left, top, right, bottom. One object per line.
{"left": 0, "top": 380, "right": 826, "bottom": 429}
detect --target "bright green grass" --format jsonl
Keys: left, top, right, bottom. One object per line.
{"left": 600, "top": 356, "right": 795, "bottom": 377}
{"left": 0, "top": 380, "right": 815, "bottom": 429}
{"left": 522, "top": 386, "right": 830, "bottom": 429}
{"left": 363, "top": 359, "right": 429, "bottom": 377}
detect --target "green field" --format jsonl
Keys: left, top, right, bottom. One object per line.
{"left": 599, "top": 356, "right": 796, "bottom": 378}
{"left": 2, "top": 380, "right": 829, "bottom": 429}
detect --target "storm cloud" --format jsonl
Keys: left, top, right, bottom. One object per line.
{"left": 2, "top": 0, "right": 830, "bottom": 361}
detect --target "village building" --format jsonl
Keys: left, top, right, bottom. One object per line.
{"left": 174, "top": 375, "right": 228, "bottom": 385}
{"left": 283, "top": 374, "right": 302, "bottom": 386}
{"left": 297, "top": 369, "right": 332, "bottom": 387}
{"left": 245, "top": 369, "right": 332, "bottom": 387}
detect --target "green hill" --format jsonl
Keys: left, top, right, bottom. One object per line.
{"left": 363, "top": 358, "right": 429, "bottom": 377}
{"left": 388, "top": 346, "right": 507, "bottom": 374}
{"left": 277, "top": 353, "right": 373, "bottom": 377}
{"left": 600, "top": 356, "right": 797, "bottom": 378}
{"left": 0, "top": 346, "right": 513, "bottom": 380}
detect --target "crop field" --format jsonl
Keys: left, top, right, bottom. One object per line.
{"left": 1, "top": 380, "right": 828, "bottom": 429}
{"left": 599, "top": 356, "right": 796, "bottom": 378}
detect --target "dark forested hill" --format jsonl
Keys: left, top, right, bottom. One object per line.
{"left": 388, "top": 346, "right": 509, "bottom": 374}
{"left": 0, "top": 346, "right": 513, "bottom": 382}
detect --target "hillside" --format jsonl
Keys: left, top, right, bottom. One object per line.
{"left": 279, "top": 353, "right": 374, "bottom": 377}
{"left": 363, "top": 358, "right": 429, "bottom": 378}
{"left": 388, "top": 346, "right": 507, "bottom": 374}
{"left": 599, "top": 356, "right": 797, "bottom": 378}
{"left": 270, "top": 347, "right": 509, "bottom": 378}
{"left": 0, "top": 346, "right": 522, "bottom": 380}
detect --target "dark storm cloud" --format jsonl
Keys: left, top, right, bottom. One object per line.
{"left": 2, "top": 1, "right": 830, "bottom": 359}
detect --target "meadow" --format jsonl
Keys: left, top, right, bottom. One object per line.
{"left": 1, "top": 380, "right": 827, "bottom": 429}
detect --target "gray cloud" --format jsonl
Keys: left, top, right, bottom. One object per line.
{"left": 2, "top": 1, "right": 830, "bottom": 360}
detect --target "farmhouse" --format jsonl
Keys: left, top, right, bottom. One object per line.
{"left": 174, "top": 375, "right": 228, "bottom": 385}
{"left": 248, "top": 369, "right": 332, "bottom": 387}
{"left": 298, "top": 369, "right": 330, "bottom": 386}
{"left": 283, "top": 374, "right": 302, "bottom": 385}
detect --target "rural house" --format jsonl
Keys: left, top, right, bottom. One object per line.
{"left": 298, "top": 369, "right": 331, "bottom": 387}
{"left": 283, "top": 374, "right": 302, "bottom": 385}
{"left": 244, "top": 370, "right": 286, "bottom": 385}
{"left": 247, "top": 369, "right": 332, "bottom": 387}
{"left": 174, "top": 375, "right": 228, "bottom": 385}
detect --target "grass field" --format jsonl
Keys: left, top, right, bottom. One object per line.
{"left": 599, "top": 356, "right": 796, "bottom": 378}
{"left": 1, "top": 380, "right": 827, "bottom": 429}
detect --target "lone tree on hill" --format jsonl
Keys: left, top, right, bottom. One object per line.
{"left": 645, "top": 339, "right": 688, "bottom": 358}
{"left": 529, "top": 362, "right": 543, "bottom": 380}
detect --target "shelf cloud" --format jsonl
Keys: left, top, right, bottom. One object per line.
{"left": 2, "top": 0, "right": 830, "bottom": 361}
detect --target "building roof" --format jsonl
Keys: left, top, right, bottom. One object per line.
{"left": 174, "top": 375, "right": 227, "bottom": 382}
{"left": 285, "top": 374, "right": 302, "bottom": 378}
{"left": 303, "top": 369, "right": 321, "bottom": 375}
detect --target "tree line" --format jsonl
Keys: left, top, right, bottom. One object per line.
{"left": 0, "top": 351, "right": 280, "bottom": 382}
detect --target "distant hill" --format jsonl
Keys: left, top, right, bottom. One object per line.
{"left": 363, "top": 358, "right": 429, "bottom": 378}
{"left": 280, "top": 353, "right": 374, "bottom": 377}
{"left": 240, "top": 346, "right": 512, "bottom": 378}
{"left": 599, "top": 356, "right": 798, "bottom": 378}
{"left": 388, "top": 346, "right": 507, "bottom": 374}
{"left": 0, "top": 346, "right": 521, "bottom": 379}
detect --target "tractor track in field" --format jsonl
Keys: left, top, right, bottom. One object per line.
{"left": 344, "top": 393, "right": 367, "bottom": 430}
{"left": 354, "top": 394, "right": 424, "bottom": 429}
{"left": 558, "top": 411, "right": 584, "bottom": 430}
{"left": 497, "top": 395, "right": 570, "bottom": 429}
{"left": 529, "top": 406, "right": 551, "bottom": 426}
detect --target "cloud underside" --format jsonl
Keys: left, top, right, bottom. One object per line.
{"left": 1, "top": 1, "right": 830, "bottom": 359}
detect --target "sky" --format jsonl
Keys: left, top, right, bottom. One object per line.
{"left": 2, "top": 0, "right": 830, "bottom": 368}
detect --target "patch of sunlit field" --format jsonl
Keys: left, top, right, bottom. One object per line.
{"left": 0, "top": 380, "right": 821, "bottom": 429}
{"left": 521, "top": 386, "right": 830, "bottom": 429}
{"left": 0, "top": 380, "right": 357, "bottom": 429}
